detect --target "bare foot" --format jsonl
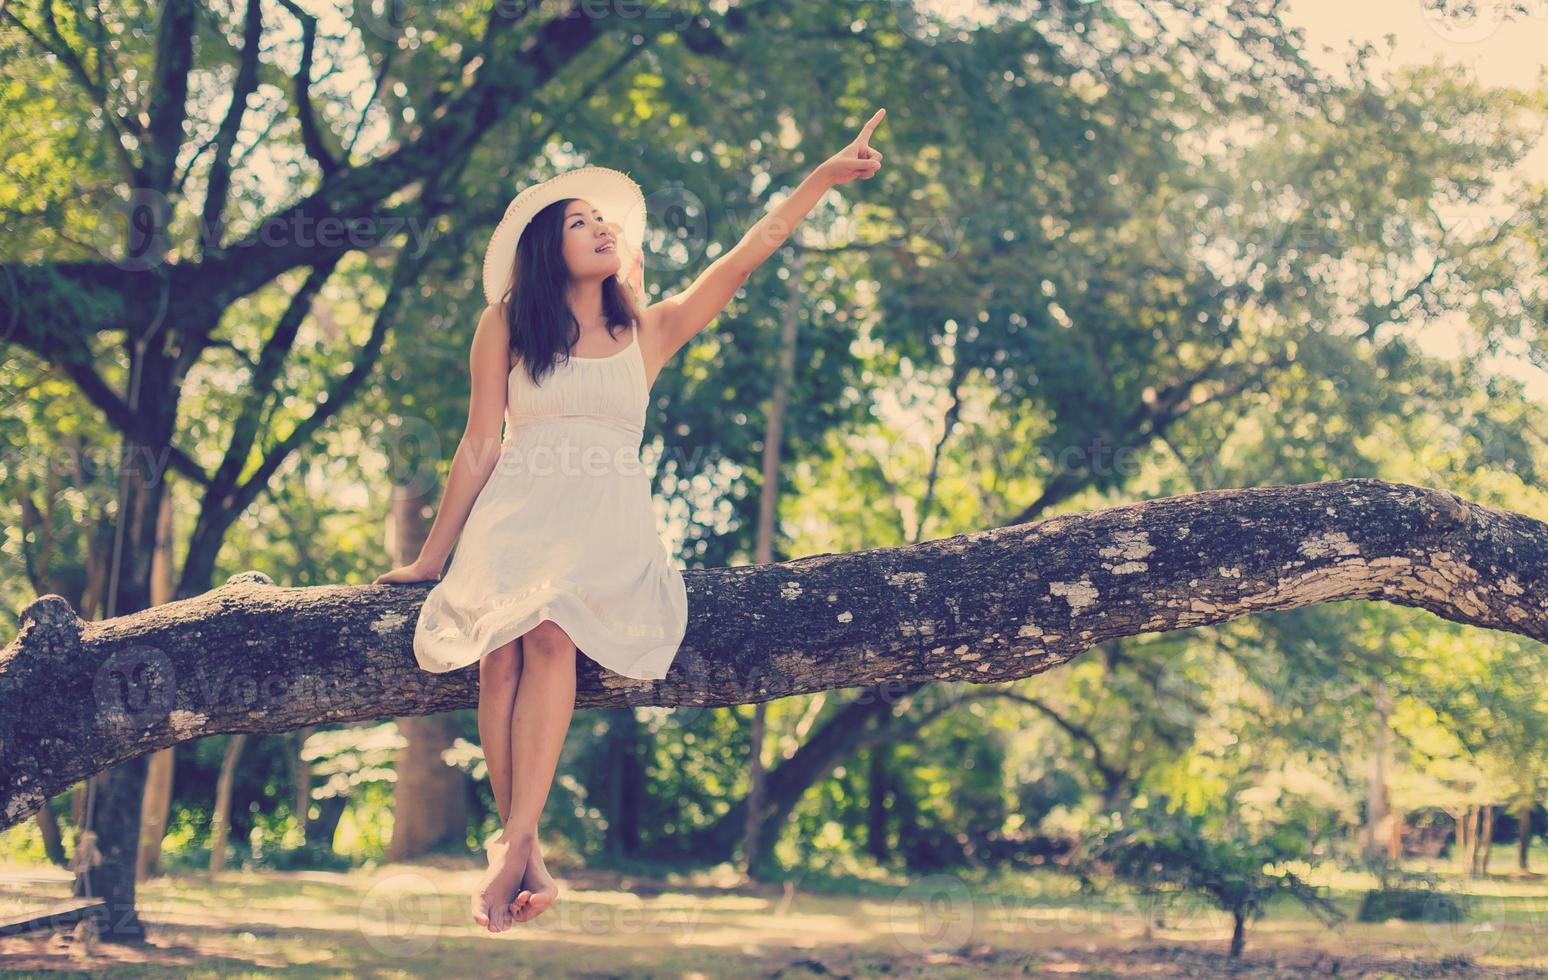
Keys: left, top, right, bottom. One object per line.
{"left": 474, "top": 833, "right": 533, "bottom": 933}
{"left": 510, "top": 846, "right": 560, "bottom": 924}
{"left": 471, "top": 835, "right": 505, "bottom": 930}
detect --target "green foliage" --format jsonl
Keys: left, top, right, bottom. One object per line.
{"left": 0, "top": 793, "right": 61, "bottom": 864}
{"left": 1357, "top": 886, "right": 1468, "bottom": 923}
{"left": 1073, "top": 794, "right": 1345, "bottom": 955}
{"left": 1353, "top": 853, "right": 1474, "bottom": 924}
{"left": 246, "top": 840, "right": 357, "bottom": 873}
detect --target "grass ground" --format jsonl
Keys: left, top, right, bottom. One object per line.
{"left": 1, "top": 853, "right": 1545, "bottom": 977}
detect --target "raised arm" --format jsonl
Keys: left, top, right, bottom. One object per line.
{"left": 651, "top": 108, "right": 887, "bottom": 360}
{"left": 375, "top": 305, "right": 511, "bottom": 584}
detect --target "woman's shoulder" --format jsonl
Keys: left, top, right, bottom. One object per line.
{"left": 477, "top": 301, "right": 506, "bottom": 327}
{"left": 474, "top": 302, "right": 518, "bottom": 371}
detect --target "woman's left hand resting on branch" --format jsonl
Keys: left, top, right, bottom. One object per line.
{"left": 375, "top": 558, "right": 443, "bottom": 585}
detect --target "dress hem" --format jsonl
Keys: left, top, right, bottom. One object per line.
{"left": 414, "top": 586, "right": 683, "bottom": 681}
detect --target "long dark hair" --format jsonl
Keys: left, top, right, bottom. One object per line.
{"left": 498, "top": 197, "right": 641, "bottom": 388}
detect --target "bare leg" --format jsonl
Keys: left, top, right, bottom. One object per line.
{"left": 471, "top": 637, "right": 520, "bottom": 932}
{"left": 482, "top": 620, "right": 577, "bottom": 933}
{"left": 480, "top": 635, "right": 560, "bottom": 925}
{"left": 493, "top": 726, "right": 560, "bottom": 932}
{"left": 480, "top": 635, "right": 559, "bottom": 923}
{"left": 481, "top": 637, "right": 522, "bottom": 829}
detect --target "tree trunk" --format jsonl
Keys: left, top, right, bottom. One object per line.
{"left": 604, "top": 709, "right": 645, "bottom": 858}
{"left": 744, "top": 703, "right": 771, "bottom": 873}
{"left": 1364, "top": 724, "right": 1385, "bottom": 859}
{"left": 209, "top": 734, "right": 247, "bottom": 875}
{"left": 1518, "top": 797, "right": 1534, "bottom": 872}
{"left": 1388, "top": 800, "right": 1404, "bottom": 862}
{"left": 893, "top": 760, "right": 922, "bottom": 866}
{"left": 67, "top": 345, "right": 182, "bottom": 942}
{"left": 307, "top": 796, "right": 347, "bottom": 850}
{"left": 70, "top": 781, "right": 86, "bottom": 830}
{"left": 138, "top": 491, "right": 179, "bottom": 881}
{"left": 385, "top": 477, "right": 468, "bottom": 860}
{"left": 1479, "top": 803, "right": 1494, "bottom": 875}
{"left": 743, "top": 249, "right": 804, "bottom": 878}
{"left": 1230, "top": 910, "right": 1246, "bottom": 957}
{"left": 1466, "top": 805, "right": 1482, "bottom": 876}
{"left": 137, "top": 751, "right": 174, "bottom": 881}
{"left": 387, "top": 716, "right": 468, "bottom": 858}
{"left": 6, "top": 480, "right": 1548, "bottom": 833}
{"left": 70, "top": 758, "right": 150, "bottom": 941}
{"left": 1448, "top": 805, "right": 1461, "bottom": 873}
{"left": 36, "top": 797, "right": 64, "bottom": 867}
{"left": 1455, "top": 805, "right": 1472, "bottom": 875}
{"left": 1471, "top": 805, "right": 1483, "bottom": 876}
{"left": 290, "top": 726, "right": 316, "bottom": 840}
{"left": 687, "top": 684, "right": 916, "bottom": 864}
{"left": 867, "top": 744, "right": 891, "bottom": 862}
{"left": 1364, "top": 681, "right": 1393, "bottom": 861}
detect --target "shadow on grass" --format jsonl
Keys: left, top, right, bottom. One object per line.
{"left": 0, "top": 858, "right": 1542, "bottom": 977}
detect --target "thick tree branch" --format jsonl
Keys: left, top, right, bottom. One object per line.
{"left": 200, "top": 3, "right": 613, "bottom": 304}
{"left": 200, "top": 0, "right": 267, "bottom": 254}
{"left": 916, "top": 330, "right": 969, "bottom": 542}
{"left": 3, "top": 478, "right": 1545, "bottom": 830}
{"left": 46, "top": 309, "right": 210, "bottom": 487}
{"left": 220, "top": 263, "right": 338, "bottom": 490}
{"left": 233, "top": 221, "right": 427, "bottom": 510}
{"left": 142, "top": 0, "right": 197, "bottom": 192}
{"left": 275, "top": 0, "right": 340, "bottom": 178}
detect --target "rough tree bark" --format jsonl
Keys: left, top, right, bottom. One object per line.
{"left": 4, "top": 478, "right": 1546, "bottom": 832}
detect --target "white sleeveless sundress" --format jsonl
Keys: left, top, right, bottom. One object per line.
{"left": 412, "top": 320, "right": 689, "bottom": 680}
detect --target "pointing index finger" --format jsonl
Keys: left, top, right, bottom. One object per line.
{"left": 856, "top": 108, "right": 886, "bottom": 148}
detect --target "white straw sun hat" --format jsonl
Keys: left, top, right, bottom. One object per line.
{"left": 481, "top": 165, "right": 647, "bottom": 308}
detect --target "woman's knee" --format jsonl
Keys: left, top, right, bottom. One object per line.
{"left": 480, "top": 640, "right": 520, "bottom": 686}
{"left": 522, "top": 620, "right": 577, "bottom": 657}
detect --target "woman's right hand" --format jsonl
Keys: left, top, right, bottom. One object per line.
{"left": 374, "top": 559, "right": 442, "bottom": 585}
{"left": 816, "top": 108, "right": 885, "bottom": 188}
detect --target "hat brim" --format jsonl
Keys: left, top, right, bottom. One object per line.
{"left": 482, "top": 166, "right": 647, "bottom": 308}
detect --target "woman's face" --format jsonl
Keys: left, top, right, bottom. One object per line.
{"left": 561, "top": 199, "right": 622, "bottom": 280}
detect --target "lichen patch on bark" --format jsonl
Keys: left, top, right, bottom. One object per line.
{"left": 1051, "top": 578, "right": 1099, "bottom": 614}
